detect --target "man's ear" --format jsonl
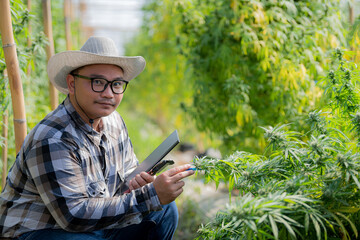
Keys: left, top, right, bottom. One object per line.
{"left": 66, "top": 74, "right": 75, "bottom": 94}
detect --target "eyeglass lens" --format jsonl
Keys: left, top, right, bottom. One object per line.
{"left": 92, "top": 78, "right": 127, "bottom": 94}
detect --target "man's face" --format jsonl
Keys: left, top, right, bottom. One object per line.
{"left": 67, "top": 64, "right": 125, "bottom": 120}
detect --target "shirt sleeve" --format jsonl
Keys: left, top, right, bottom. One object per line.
{"left": 26, "top": 138, "right": 162, "bottom": 232}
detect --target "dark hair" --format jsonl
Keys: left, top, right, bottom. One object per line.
{"left": 70, "top": 66, "right": 86, "bottom": 76}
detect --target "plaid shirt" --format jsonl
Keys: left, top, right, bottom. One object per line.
{"left": 0, "top": 97, "right": 162, "bottom": 238}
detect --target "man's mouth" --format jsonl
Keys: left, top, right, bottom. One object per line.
{"left": 96, "top": 101, "right": 115, "bottom": 106}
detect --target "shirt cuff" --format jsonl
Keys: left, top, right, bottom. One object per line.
{"left": 134, "top": 183, "right": 162, "bottom": 214}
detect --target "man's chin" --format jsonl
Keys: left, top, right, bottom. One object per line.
{"left": 92, "top": 104, "right": 119, "bottom": 117}
{"left": 96, "top": 109, "right": 115, "bottom": 117}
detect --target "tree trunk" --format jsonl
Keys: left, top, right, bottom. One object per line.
{"left": 0, "top": 0, "right": 27, "bottom": 153}
{"left": 42, "top": 0, "right": 58, "bottom": 110}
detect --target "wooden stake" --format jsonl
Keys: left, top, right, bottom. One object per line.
{"left": 64, "top": 0, "right": 72, "bottom": 50}
{"left": 2, "top": 110, "right": 8, "bottom": 189}
{"left": 27, "top": 0, "right": 32, "bottom": 76}
{"left": 349, "top": 0, "right": 354, "bottom": 25}
{"left": 0, "top": 0, "right": 27, "bottom": 153}
{"left": 349, "top": 0, "right": 356, "bottom": 59}
{"left": 42, "top": 0, "right": 58, "bottom": 110}
{"left": 2, "top": 69, "right": 9, "bottom": 188}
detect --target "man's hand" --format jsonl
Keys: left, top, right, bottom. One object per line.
{"left": 129, "top": 172, "right": 155, "bottom": 191}
{"left": 153, "top": 164, "right": 195, "bottom": 205}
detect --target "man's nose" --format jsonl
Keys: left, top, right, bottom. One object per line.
{"left": 100, "top": 83, "right": 114, "bottom": 97}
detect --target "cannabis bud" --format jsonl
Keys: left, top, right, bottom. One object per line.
{"left": 328, "top": 70, "right": 336, "bottom": 84}
{"left": 335, "top": 48, "right": 343, "bottom": 61}
{"left": 344, "top": 69, "right": 351, "bottom": 80}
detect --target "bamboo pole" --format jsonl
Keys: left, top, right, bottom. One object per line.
{"left": 79, "top": 1, "right": 88, "bottom": 40}
{"left": 42, "top": 0, "right": 58, "bottom": 110}
{"left": 27, "top": 0, "right": 32, "bottom": 76}
{"left": 64, "top": 0, "right": 72, "bottom": 50}
{"left": 2, "top": 110, "right": 8, "bottom": 189}
{"left": 2, "top": 69, "right": 9, "bottom": 188}
{"left": 349, "top": 0, "right": 354, "bottom": 25}
{"left": 0, "top": 0, "right": 27, "bottom": 153}
{"left": 349, "top": 0, "right": 357, "bottom": 61}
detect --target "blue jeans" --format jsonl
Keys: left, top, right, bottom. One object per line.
{"left": 16, "top": 202, "right": 178, "bottom": 240}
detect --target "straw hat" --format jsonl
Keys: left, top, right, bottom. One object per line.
{"left": 47, "top": 36, "right": 146, "bottom": 94}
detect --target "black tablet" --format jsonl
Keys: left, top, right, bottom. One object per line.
{"left": 126, "top": 130, "right": 180, "bottom": 180}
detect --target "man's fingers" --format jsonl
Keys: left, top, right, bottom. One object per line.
{"left": 129, "top": 180, "right": 134, "bottom": 191}
{"left": 134, "top": 174, "right": 147, "bottom": 186}
{"left": 153, "top": 165, "right": 192, "bottom": 204}
{"left": 173, "top": 187, "right": 184, "bottom": 198}
{"left": 171, "top": 168, "right": 195, "bottom": 182}
{"left": 131, "top": 178, "right": 141, "bottom": 189}
{"left": 129, "top": 172, "right": 155, "bottom": 191}
{"left": 173, "top": 180, "right": 185, "bottom": 190}
{"left": 166, "top": 164, "right": 192, "bottom": 177}
{"left": 140, "top": 172, "right": 155, "bottom": 183}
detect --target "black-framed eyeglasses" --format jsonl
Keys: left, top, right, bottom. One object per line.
{"left": 71, "top": 74, "right": 128, "bottom": 94}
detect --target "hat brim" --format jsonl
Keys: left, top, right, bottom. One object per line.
{"left": 47, "top": 51, "right": 146, "bottom": 94}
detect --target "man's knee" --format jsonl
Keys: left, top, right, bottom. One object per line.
{"left": 144, "top": 201, "right": 178, "bottom": 224}
{"left": 163, "top": 201, "right": 179, "bottom": 224}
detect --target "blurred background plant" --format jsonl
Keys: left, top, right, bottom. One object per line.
{"left": 192, "top": 51, "right": 360, "bottom": 239}
{"left": 123, "top": 0, "right": 360, "bottom": 156}
{"left": 175, "top": 0, "right": 347, "bottom": 154}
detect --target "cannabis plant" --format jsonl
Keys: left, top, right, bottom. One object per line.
{"left": 177, "top": 0, "right": 347, "bottom": 154}
{"left": 193, "top": 50, "right": 360, "bottom": 240}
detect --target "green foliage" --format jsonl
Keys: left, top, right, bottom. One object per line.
{"left": 193, "top": 52, "right": 360, "bottom": 239}
{"left": 174, "top": 197, "right": 205, "bottom": 240}
{"left": 176, "top": 0, "right": 347, "bottom": 154}
{"left": 124, "top": 0, "right": 188, "bottom": 128}
{"left": 0, "top": 0, "right": 75, "bottom": 186}
{"left": 1, "top": 0, "right": 38, "bottom": 166}
{"left": 346, "top": 10, "right": 360, "bottom": 62}
{"left": 0, "top": 69, "right": 9, "bottom": 150}
{"left": 123, "top": 0, "right": 216, "bottom": 159}
{"left": 0, "top": 71, "right": 9, "bottom": 118}
{"left": 197, "top": 193, "right": 330, "bottom": 240}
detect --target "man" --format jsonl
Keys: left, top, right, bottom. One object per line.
{"left": 0, "top": 36, "right": 194, "bottom": 239}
